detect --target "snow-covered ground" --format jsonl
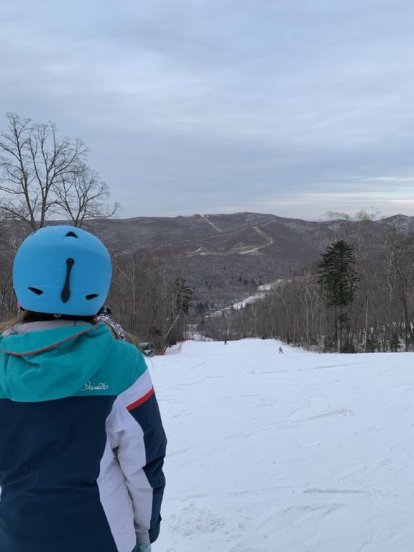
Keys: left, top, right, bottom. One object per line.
{"left": 150, "top": 339, "right": 414, "bottom": 552}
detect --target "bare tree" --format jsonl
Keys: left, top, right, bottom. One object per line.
{"left": 325, "top": 211, "right": 351, "bottom": 242}
{"left": 0, "top": 113, "right": 117, "bottom": 229}
{"left": 110, "top": 252, "right": 191, "bottom": 348}
{"left": 383, "top": 222, "right": 414, "bottom": 351}
{"left": 54, "top": 165, "right": 119, "bottom": 227}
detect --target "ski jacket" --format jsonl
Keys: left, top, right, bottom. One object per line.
{"left": 0, "top": 320, "right": 167, "bottom": 552}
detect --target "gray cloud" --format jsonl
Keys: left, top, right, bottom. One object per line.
{"left": 1, "top": 0, "right": 414, "bottom": 220}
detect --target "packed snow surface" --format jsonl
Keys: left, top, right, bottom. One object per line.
{"left": 150, "top": 339, "right": 414, "bottom": 552}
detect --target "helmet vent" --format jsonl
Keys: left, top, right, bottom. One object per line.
{"left": 65, "top": 231, "right": 78, "bottom": 238}
{"left": 86, "top": 293, "right": 99, "bottom": 301}
{"left": 61, "top": 258, "right": 75, "bottom": 303}
{"left": 28, "top": 287, "right": 43, "bottom": 295}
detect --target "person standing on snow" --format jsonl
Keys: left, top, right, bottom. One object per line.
{"left": 0, "top": 226, "right": 166, "bottom": 552}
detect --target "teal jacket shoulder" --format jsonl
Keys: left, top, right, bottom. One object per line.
{"left": 0, "top": 322, "right": 147, "bottom": 402}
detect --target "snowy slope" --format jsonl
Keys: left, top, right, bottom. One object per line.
{"left": 150, "top": 339, "right": 414, "bottom": 552}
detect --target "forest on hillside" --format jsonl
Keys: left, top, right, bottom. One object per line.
{"left": 203, "top": 215, "right": 414, "bottom": 353}
{"left": 1, "top": 114, "right": 414, "bottom": 352}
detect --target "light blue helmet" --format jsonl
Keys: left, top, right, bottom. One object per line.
{"left": 13, "top": 225, "right": 112, "bottom": 316}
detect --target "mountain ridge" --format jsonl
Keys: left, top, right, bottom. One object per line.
{"left": 82, "top": 211, "right": 411, "bottom": 308}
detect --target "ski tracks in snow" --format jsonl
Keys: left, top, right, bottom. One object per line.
{"left": 154, "top": 340, "right": 414, "bottom": 551}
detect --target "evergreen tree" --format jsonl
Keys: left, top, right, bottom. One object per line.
{"left": 317, "top": 240, "right": 359, "bottom": 352}
{"left": 175, "top": 277, "right": 192, "bottom": 315}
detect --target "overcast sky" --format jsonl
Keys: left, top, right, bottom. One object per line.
{"left": 1, "top": 0, "right": 414, "bottom": 220}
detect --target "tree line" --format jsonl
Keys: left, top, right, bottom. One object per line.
{"left": 201, "top": 216, "right": 414, "bottom": 353}
{"left": 2, "top": 113, "right": 414, "bottom": 353}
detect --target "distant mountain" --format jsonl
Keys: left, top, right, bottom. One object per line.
{"left": 87, "top": 212, "right": 412, "bottom": 309}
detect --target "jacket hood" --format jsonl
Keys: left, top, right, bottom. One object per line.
{"left": 0, "top": 321, "right": 115, "bottom": 402}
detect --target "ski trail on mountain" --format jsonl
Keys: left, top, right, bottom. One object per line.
{"left": 153, "top": 339, "right": 414, "bottom": 552}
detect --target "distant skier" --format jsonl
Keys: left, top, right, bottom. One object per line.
{"left": 278, "top": 345, "right": 284, "bottom": 354}
{"left": 224, "top": 338, "right": 228, "bottom": 345}
{"left": 0, "top": 226, "right": 166, "bottom": 552}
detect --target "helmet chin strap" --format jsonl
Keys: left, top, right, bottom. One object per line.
{"left": 61, "top": 258, "right": 75, "bottom": 304}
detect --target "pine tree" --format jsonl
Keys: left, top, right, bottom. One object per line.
{"left": 317, "top": 240, "right": 359, "bottom": 352}
{"left": 175, "top": 277, "right": 192, "bottom": 315}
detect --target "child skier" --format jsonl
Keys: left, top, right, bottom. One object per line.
{"left": 0, "top": 226, "right": 166, "bottom": 552}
